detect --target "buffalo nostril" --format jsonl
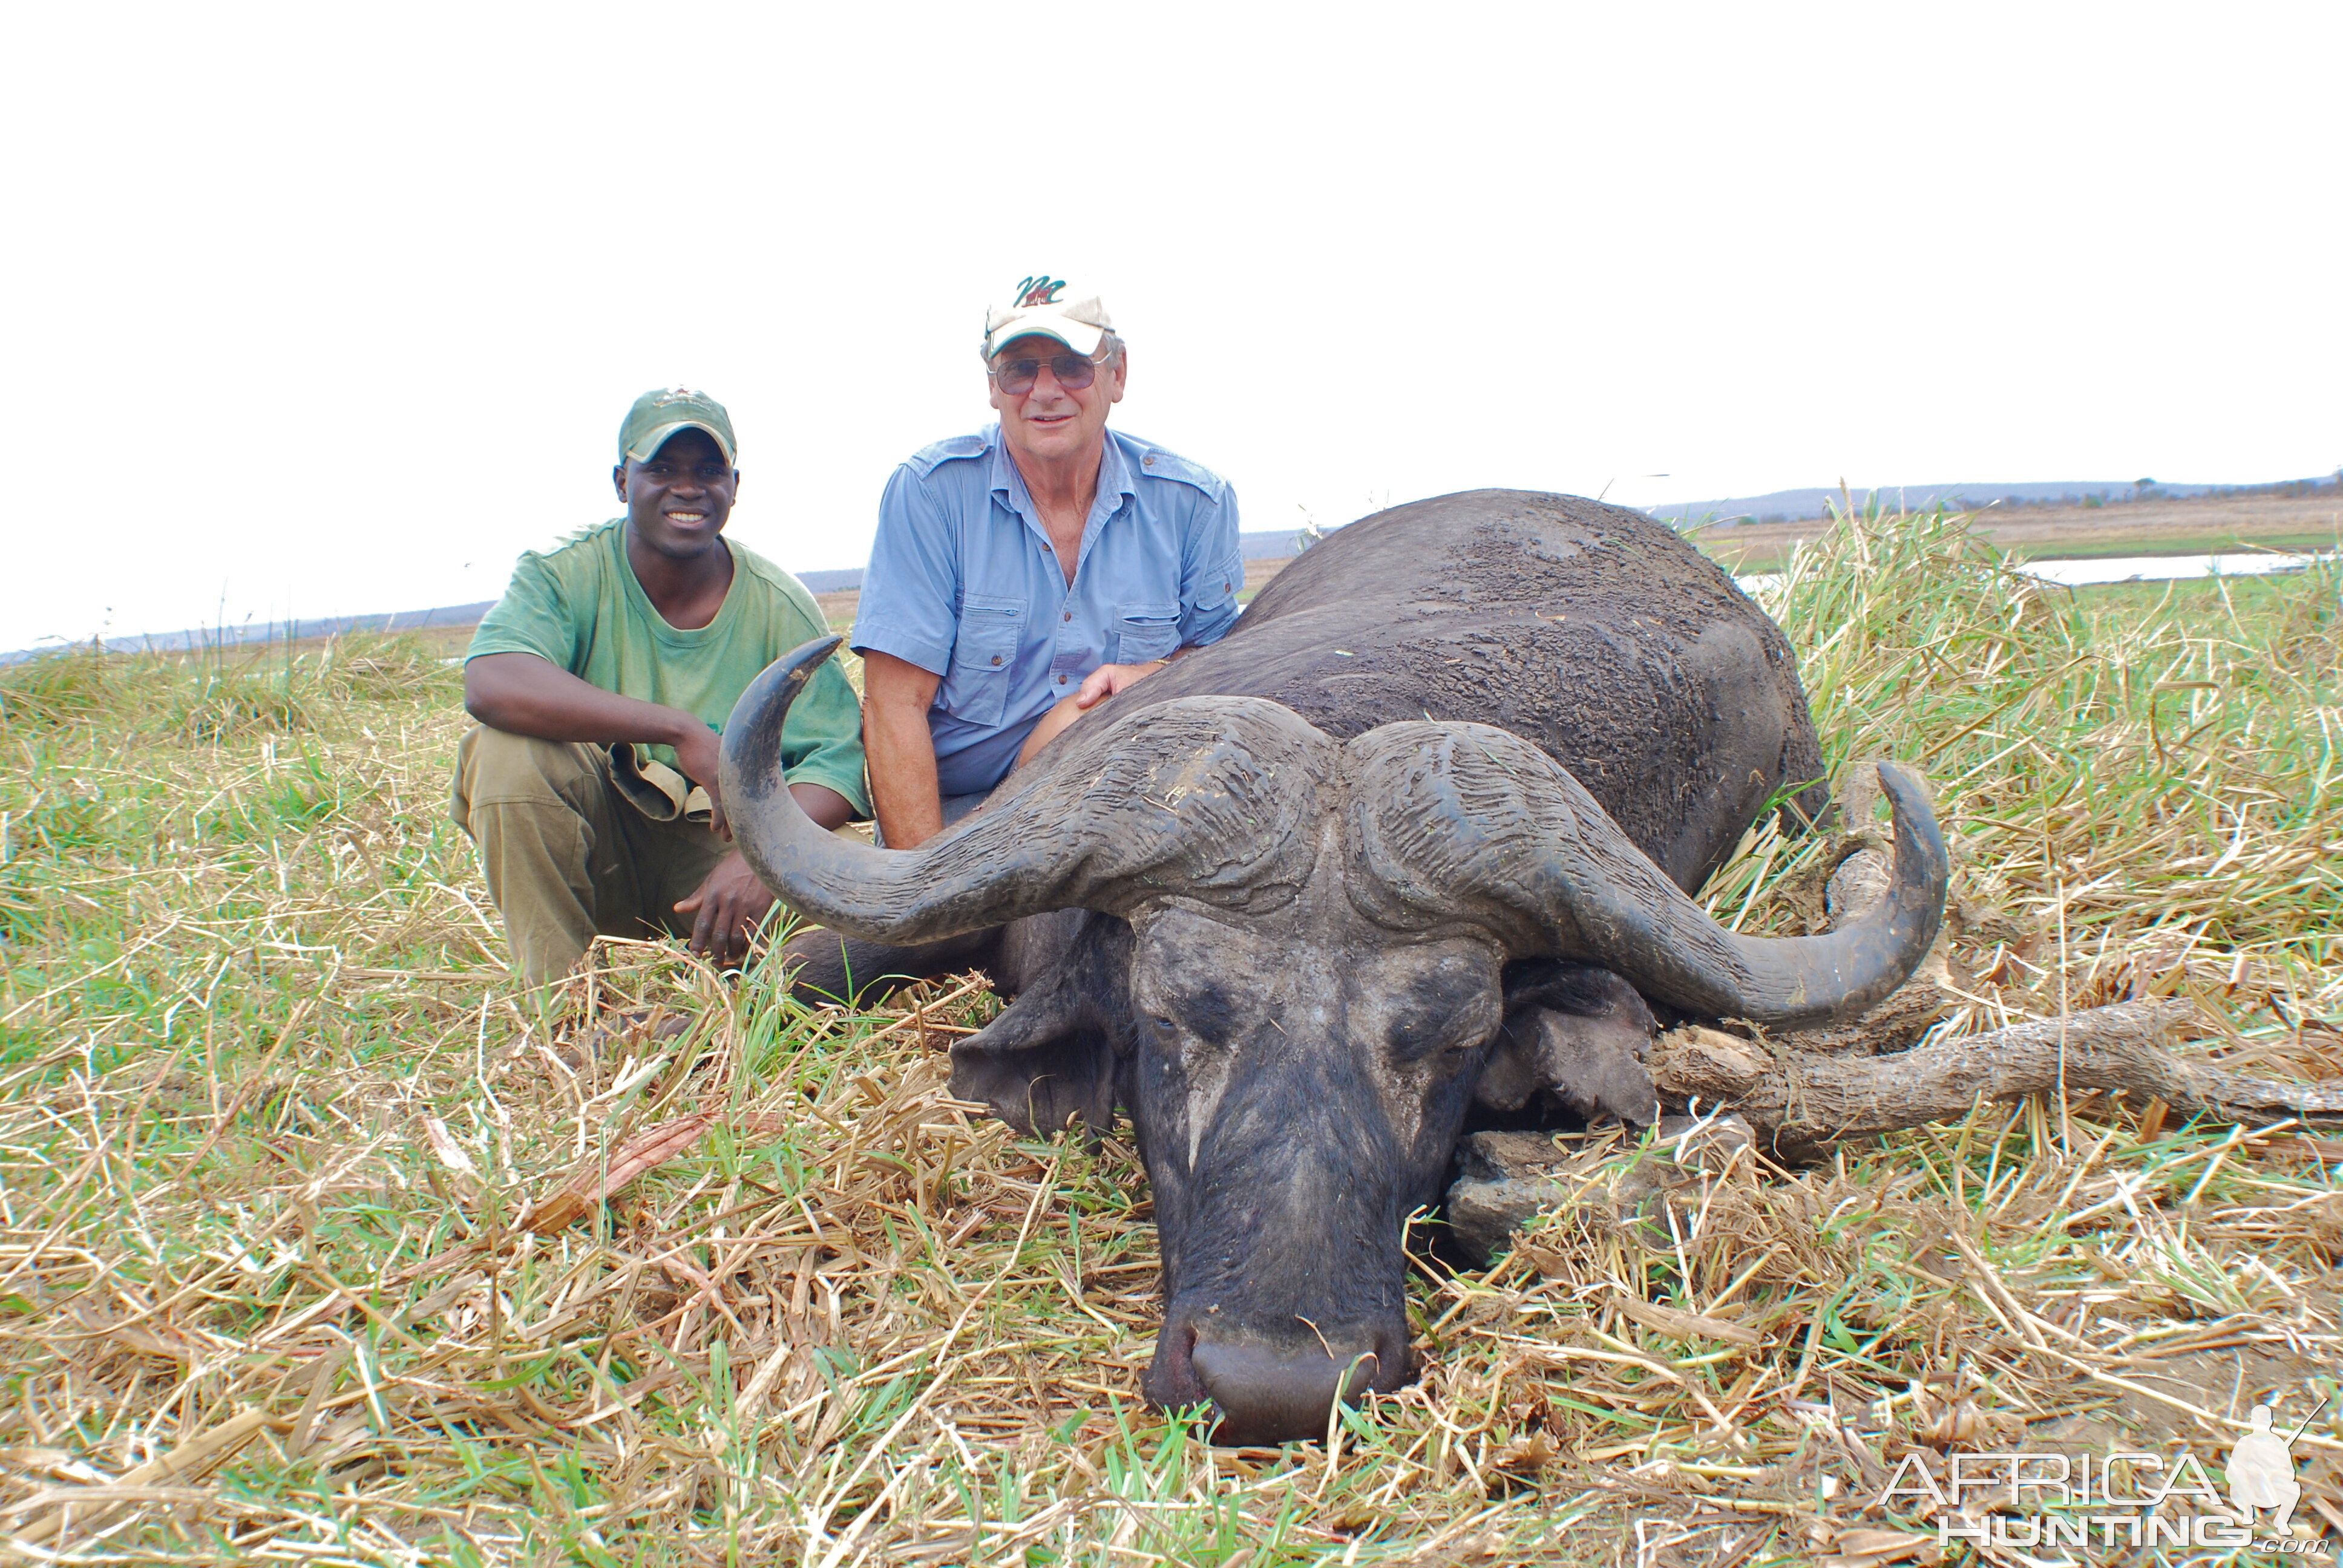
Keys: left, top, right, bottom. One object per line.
{"left": 1190, "top": 1340, "right": 1383, "bottom": 1446}
{"left": 1373, "top": 1325, "right": 1416, "bottom": 1385}
{"left": 1142, "top": 1316, "right": 1211, "bottom": 1414}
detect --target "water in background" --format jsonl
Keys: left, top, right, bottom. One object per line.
{"left": 1734, "top": 552, "right": 2331, "bottom": 598}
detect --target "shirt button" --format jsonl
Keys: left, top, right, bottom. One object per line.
{"left": 1063, "top": 610, "right": 1073, "bottom": 622}
{"left": 1058, "top": 674, "right": 1067, "bottom": 684}
{"left": 1143, "top": 455, "right": 1155, "bottom": 467}
{"left": 990, "top": 655, "right": 1003, "bottom": 666}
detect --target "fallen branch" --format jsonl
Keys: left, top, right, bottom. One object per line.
{"left": 1648, "top": 998, "right": 2343, "bottom": 1149}
{"left": 1771, "top": 975, "right": 1950, "bottom": 1057}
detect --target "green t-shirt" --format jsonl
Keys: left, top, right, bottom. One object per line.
{"left": 466, "top": 519, "right": 868, "bottom": 816}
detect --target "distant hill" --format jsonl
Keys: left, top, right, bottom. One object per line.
{"left": 1, "top": 600, "right": 499, "bottom": 665}
{"left": 1644, "top": 475, "right": 2339, "bottom": 528}
{"left": 14, "top": 488, "right": 2332, "bottom": 665}
{"left": 2, "top": 530, "right": 1322, "bottom": 664}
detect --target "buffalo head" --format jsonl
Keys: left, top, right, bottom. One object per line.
{"left": 725, "top": 639, "right": 1946, "bottom": 1445}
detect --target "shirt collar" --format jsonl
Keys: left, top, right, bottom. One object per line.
{"left": 1096, "top": 429, "right": 1138, "bottom": 510}
{"left": 985, "top": 423, "right": 1018, "bottom": 500}
{"left": 985, "top": 423, "right": 1136, "bottom": 517}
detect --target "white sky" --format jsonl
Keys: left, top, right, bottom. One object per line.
{"left": 5, "top": 3, "right": 2338, "bottom": 651}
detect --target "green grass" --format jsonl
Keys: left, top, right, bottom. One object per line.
{"left": 1702, "top": 525, "right": 2341, "bottom": 577}
{"left": 1710, "top": 505, "right": 2343, "bottom": 973}
{"left": 1996, "top": 528, "right": 2341, "bottom": 562}
{"left": 1, "top": 511, "right": 2338, "bottom": 1564}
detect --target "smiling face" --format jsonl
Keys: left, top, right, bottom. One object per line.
{"left": 613, "top": 427, "right": 738, "bottom": 561}
{"left": 987, "top": 332, "right": 1126, "bottom": 468}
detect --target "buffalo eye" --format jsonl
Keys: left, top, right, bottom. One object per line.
{"left": 1384, "top": 968, "right": 1499, "bottom": 1063}
{"left": 1142, "top": 984, "right": 1239, "bottom": 1047}
{"left": 1387, "top": 1014, "right": 1472, "bottom": 1060}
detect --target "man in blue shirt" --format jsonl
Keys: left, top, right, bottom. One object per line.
{"left": 853, "top": 278, "right": 1245, "bottom": 847}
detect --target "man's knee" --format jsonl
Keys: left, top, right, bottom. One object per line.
{"left": 453, "top": 727, "right": 607, "bottom": 828}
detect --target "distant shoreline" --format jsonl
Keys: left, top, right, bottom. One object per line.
{"left": 1643, "top": 472, "right": 2340, "bottom": 528}
{"left": 8, "top": 482, "right": 2336, "bottom": 665}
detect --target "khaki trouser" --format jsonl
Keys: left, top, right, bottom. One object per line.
{"left": 450, "top": 727, "right": 733, "bottom": 985}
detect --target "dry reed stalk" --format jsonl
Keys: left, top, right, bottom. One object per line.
{"left": 0, "top": 560, "right": 2334, "bottom": 1562}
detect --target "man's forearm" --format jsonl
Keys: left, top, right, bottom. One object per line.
{"left": 464, "top": 654, "right": 698, "bottom": 752}
{"left": 787, "top": 783, "right": 857, "bottom": 833}
{"left": 864, "top": 701, "right": 944, "bottom": 848}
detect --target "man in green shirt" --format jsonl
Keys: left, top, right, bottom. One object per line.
{"left": 454, "top": 388, "right": 867, "bottom": 984}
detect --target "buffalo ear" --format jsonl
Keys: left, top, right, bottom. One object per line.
{"left": 947, "top": 961, "right": 1119, "bottom": 1138}
{"left": 1473, "top": 961, "right": 1660, "bottom": 1125}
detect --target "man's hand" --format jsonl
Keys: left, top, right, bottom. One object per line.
{"left": 1015, "top": 652, "right": 1188, "bottom": 768}
{"left": 467, "top": 652, "right": 729, "bottom": 827}
{"left": 669, "top": 722, "right": 728, "bottom": 835}
{"left": 1072, "top": 658, "right": 1170, "bottom": 710}
{"left": 673, "top": 849, "right": 776, "bottom": 969}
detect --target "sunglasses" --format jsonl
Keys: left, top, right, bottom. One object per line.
{"left": 988, "top": 350, "right": 1105, "bottom": 396}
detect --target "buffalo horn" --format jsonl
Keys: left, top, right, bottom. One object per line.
{"left": 1349, "top": 724, "right": 1948, "bottom": 1029}
{"left": 720, "top": 639, "right": 1328, "bottom": 943}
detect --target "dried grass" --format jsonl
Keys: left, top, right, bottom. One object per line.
{"left": 0, "top": 521, "right": 2338, "bottom": 1564}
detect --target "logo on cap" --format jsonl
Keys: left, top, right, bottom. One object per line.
{"left": 1015, "top": 276, "right": 1067, "bottom": 309}
{"left": 652, "top": 387, "right": 702, "bottom": 406}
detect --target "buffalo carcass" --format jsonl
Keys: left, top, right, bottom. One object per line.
{"left": 722, "top": 489, "right": 1947, "bottom": 1446}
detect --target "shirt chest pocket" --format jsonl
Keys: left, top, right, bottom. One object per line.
{"left": 1111, "top": 601, "right": 1182, "bottom": 663}
{"left": 942, "top": 595, "right": 1026, "bottom": 728}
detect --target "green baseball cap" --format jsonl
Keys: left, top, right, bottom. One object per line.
{"left": 618, "top": 387, "right": 738, "bottom": 466}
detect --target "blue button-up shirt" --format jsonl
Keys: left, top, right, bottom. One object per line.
{"left": 853, "top": 425, "right": 1244, "bottom": 796}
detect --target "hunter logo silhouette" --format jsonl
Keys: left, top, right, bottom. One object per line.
{"left": 2226, "top": 1396, "right": 2324, "bottom": 1538}
{"left": 1014, "top": 276, "right": 1067, "bottom": 308}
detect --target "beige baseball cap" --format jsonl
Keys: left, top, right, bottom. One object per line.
{"left": 981, "top": 275, "right": 1113, "bottom": 361}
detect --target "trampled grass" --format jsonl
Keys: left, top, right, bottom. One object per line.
{"left": 0, "top": 506, "right": 2338, "bottom": 1564}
